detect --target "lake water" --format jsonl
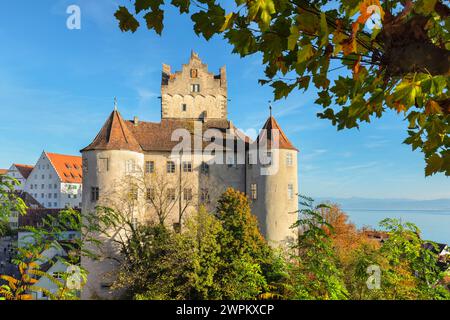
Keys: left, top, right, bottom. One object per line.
{"left": 344, "top": 209, "right": 450, "bottom": 245}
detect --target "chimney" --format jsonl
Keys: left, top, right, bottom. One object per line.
{"left": 133, "top": 116, "right": 139, "bottom": 126}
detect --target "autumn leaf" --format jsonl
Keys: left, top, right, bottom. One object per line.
{"left": 352, "top": 56, "right": 362, "bottom": 78}
{"left": 425, "top": 99, "right": 442, "bottom": 115}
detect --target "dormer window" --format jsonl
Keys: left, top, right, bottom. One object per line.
{"left": 191, "top": 84, "right": 200, "bottom": 92}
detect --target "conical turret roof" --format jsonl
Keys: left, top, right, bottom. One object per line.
{"left": 81, "top": 110, "right": 142, "bottom": 153}
{"left": 257, "top": 116, "right": 298, "bottom": 151}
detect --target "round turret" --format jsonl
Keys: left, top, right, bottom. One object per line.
{"left": 247, "top": 116, "right": 299, "bottom": 247}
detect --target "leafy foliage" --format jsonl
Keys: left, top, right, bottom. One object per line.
{"left": 287, "top": 196, "right": 348, "bottom": 299}
{"left": 0, "top": 175, "right": 26, "bottom": 221}
{"left": 377, "top": 218, "right": 450, "bottom": 299}
{"left": 114, "top": 0, "right": 450, "bottom": 176}
{"left": 110, "top": 189, "right": 277, "bottom": 300}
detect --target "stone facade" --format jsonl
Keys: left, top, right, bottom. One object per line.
{"left": 161, "top": 51, "right": 227, "bottom": 120}
{"left": 80, "top": 53, "right": 299, "bottom": 299}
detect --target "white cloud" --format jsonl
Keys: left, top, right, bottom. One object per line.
{"left": 336, "top": 161, "right": 378, "bottom": 172}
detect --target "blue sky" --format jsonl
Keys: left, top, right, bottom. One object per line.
{"left": 0, "top": 0, "right": 448, "bottom": 200}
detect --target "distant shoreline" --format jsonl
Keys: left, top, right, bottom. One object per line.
{"left": 343, "top": 208, "right": 450, "bottom": 212}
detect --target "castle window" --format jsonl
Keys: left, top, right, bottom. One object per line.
{"left": 167, "top": 188, "right": 176, "bottom": 201}
{"left": 201, "top": 162, "right": 209, "bottom": 175}
{"left": 286, "top": 153, "right": 293, "bottom": 167}
{"left": 183, "top": 161, "right": 192, "bottom": 173}
{"left": 167, "top": 161, "right": 176, "bottom": 173}
{"left": 83, "top": 158, "right": 88, "bottom": 173}
{"left": 251, "top": 184, "right": 257, "bottom": 200}
{"left": 146, "top": 188, "right": 155, "bottom": 201}
{"left": 191, "top": 84, "right": 200, "bottom": 93}
{"left": 182, "top": 104, "right": 187, "bottom": 112}
{"left": 288, "top": 184, "right": 294, "bottom": 200}
{"left": 99, "top": 158, "right": 109, "bottom": 172}
{"left": 125, "top": 159, "right": 136, "bottom": 173}
{"left": 183, "top": 188, "right": 193, "bottom": 201}
{"left": 91, "top": 187, "right": 99, "bottom": 202}
{"left": 200, "top": 188, "right": 210, "bottom": 203}
{"left": 129, "top": 187, "right": 138, "bottom": 201}
{"left": 145, "top": 161, "right": 155, "bottom": 174}
{"left": 190, "top": 69, "right": 198, "bottom": 78}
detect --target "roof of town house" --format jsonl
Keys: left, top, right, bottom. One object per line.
{"left": 82, "top": 110, "right": 251, "bottom": 153}
{"left": 257, "top": 116, "right": 298, "bottom": 151}
{"left": 19, "top": 208, "right": 80, "bottom": 228}
{"left": 362, "top": 229, "right": 390, "bottom": 242}
{"left": 46, "top": 152, "right": 83, "bottom": 184}
{"left": 422, "top": 242, "right": 448, "bottom": 255}
{"left": 13, "top": 164, "right": 34, "bottom": 179}
{"left": 81, "top": 110, "right": 143, "bottom": 153}
{"left": 0, "top": 169, "right": 7, "bottom": 175}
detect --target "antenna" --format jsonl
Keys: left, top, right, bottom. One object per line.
{"left": 269, "top": 100, "right": 272, "bottom": 117}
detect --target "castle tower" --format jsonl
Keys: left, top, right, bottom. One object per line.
{"left": 247, "top": 115, "right": 299, "bottom": 246}
{"left": 80, "top": 105, "right": 144, "bottom": 299}
{"left": 161, "top": 51, "right": 227, "bottom": 120}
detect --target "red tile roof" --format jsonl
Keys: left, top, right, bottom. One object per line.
{"left": 257, "top": 116, "right": 298, "bottom": 151}
{"left": 81, "top": 110, "right": 250, "bottom": 153}
{"left": 0, "top": 169, "right": 7, "bottom": 175}
{"left": 81, "top": 110, "right": 142, "bottom": 152}
{"left": 46, "top": 152, "right": 82, "bottom": 184}
{"left": 14, "top": 164, "right": 34, "bottom": 179}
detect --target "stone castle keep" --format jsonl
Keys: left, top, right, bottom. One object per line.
{"left": 80, "top": 52, "right": 299, "bottom": 298}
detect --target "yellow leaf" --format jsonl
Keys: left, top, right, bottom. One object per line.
{"left": 220, "top": 13, "right": 234, "bottom": 32}
{"left": 425, "top": 100, "right": 442, "bottom": 115}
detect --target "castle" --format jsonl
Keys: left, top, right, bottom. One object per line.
{"left": 80, "top": 52, "right": 299, "bottom": 299}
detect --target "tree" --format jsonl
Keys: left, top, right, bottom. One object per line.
{"left": 106, "top": 188, "right": 275, "bottom": 300}
{"left": 288, "top": 196, "right": 348, "bottom": 300}
{"left": 377, "top": 218, "right": 450, "bottom": 299}
{"left": 101, "top": 167, "right": 198, "bottom": 231}
{"left": 318, "top": 204, "right": 382, "bottom": 299}
{"left": 214, "top": 188, "right": 268, "bottom": 261}
{"left": 0, "top": 175, "right": 26, "bottom": 221}
{"left": 114, "top": 0, "right": 450, "bottom": 176}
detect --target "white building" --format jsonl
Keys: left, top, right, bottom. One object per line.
{"left": 24, "top": 152, "right": 82, "bottom": 209}
{"left": 5, "top": 164, "right": 34, "bottom": 191}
